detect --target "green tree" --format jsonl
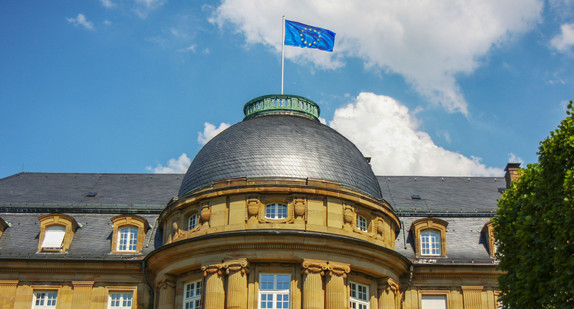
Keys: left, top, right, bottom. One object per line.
{"left": 495, "top": 101, "right": 574, "bottom": 308}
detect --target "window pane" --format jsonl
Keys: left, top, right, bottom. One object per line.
{"left": 188, "top": 214, "right": 198, "bottom": 230}
{"left": 41, "top": 225, "right": 66, "bottom": 248}
{"left": 265, "top": 204, "right": 287, "bottom": 219}
{"left": 118, "top": 226, "right": 138, "bottom": 252}
{"left": 259, "top": 274, "right": 290, "bottom": 309}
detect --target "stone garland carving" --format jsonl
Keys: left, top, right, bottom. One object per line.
{"left": 225, "top": 259, "right": 250, "bottom": 275}
{"left": 202, "top": 264, "right": 225, "bottom": 277}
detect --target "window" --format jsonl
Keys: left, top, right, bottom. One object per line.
{"left": 41, "top": 225, "right": 66, "bottom": 249}
{"left": 420, "top": 230, "right": 441, "bottom": 256}
{"left": 32, "top": 291, "right": 57, "bottom": 309}
{"left": 421, "top": 295, "right": 447, "bottom": 309}
{"left": 117, "top": 226, "right": 138, "bottom": 252}
{"left": 0, "top": 217, "right": 7, "bottom": 238}
{"left": 110, "top": 215, "right": 149, "bottom": 254}
{"left": 410, "top": 218, "right": 448, "bottom": 258}
{"left": 357, "top": 215, "right": 368, "bottom": 232}
{"left": 187, "top": 213, "right": 199, "bottom": 230}
{"left": 265, "top": 204, "right": 288, "bottom": 219}
{"left": 482, "top": 221, "right": 497, "bottom": 257}
{"left": 350, "top": 282, "right": 369, "bottom": 309}
{"left": 108, "top": 292, "right": 133, "bottom": 309}
{"left": 37, "top": 214, "right": 78, "bottom": 253}
{"left": 259, "top": 274, "right": 290, "bottom": 309}
{"left": 183, "top": 280, "right": 202, "bottom": 309}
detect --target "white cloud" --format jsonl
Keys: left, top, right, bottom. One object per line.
{"left": 551, "top": 23, "right": 574, "bottom": 52}
{"left": 146, "top": 153, "right": 191, "bottom": 174}
{"left": 211, "top": 0, "right": 543, "bottom": 115}
{"left": 329, "top": 92, "right": 504, "bottom": 176}
{"left": 197, "top": 122, "right": 231, "bottom": 145}
{"left": 178, "top": 44, "right": 197, "bottom": 53}
{"left": 100, "top": 0, "right": 115, "bottom": 8}
{"left": 134, "top": 0, "right": 166, "bottom": 18}
{"left": 66, "top": 13, "right": 95, "bottom": 31}
{"left": 508, "top": 153, "right": 525, "bottom": 165}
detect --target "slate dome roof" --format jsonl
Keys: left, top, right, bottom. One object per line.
{"left": 178, "top": 95, "right": 382, "bottom": 199}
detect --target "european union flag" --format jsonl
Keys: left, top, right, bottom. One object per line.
{"left": 284, "top": 20, "right": 335, "bottom": 52}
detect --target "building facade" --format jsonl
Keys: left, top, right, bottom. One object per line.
{"left": 0, "top": 95, "right": 511, "bottom": 309}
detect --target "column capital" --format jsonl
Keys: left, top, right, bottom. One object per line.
{"left": 157, "top": 274, "right": 176, "bottom": 290}
{"left": 225, "top": 259, "right": 249, "bottom": 275}
{"left": 202, "top": 263, "right": 225, "bottom": 277}
{"left": 378, "top": 277, "right": 400, "bottom": 293}
{"left": 302, "top": 259, "right": 328, "bottom": 275}
{"left": 325, "top": 261, "right": 350, "bottom": 278}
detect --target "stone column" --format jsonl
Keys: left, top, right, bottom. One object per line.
{"left": 225, "top": 259, "right": 249, "bottom": 309}
{"left": 325, "top": 261, "right": 350, "bottom": 309}
{"left": 462, "top": 286, "right": 484, "bottom": 309}
{"left": 157, "top": 275, "right": 176, "bottom": 309}
{"left": 203, "top": 264, "right": 226, "bottom": 309}
{"left": 378, "top": 278, "right": 400, "bottom": 309}
{"left": 302, "top": 259, "right": 327, "bottom": 309}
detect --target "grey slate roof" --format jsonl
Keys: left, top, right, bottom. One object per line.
{"left": 378, "top": 176, "right": 503, "bottom": 214}
{"left": 0, "top": 172, "right": 500, "bottom": 263}
{"left": 179, "top": 115, "right": 383, "bottom": 200}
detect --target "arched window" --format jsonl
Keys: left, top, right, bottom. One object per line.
{"left": 117, "top": 226, "right": 138, "bottom": 252}
{"left": 420, "top": 229, "right": 441, "bottom": 256}
{"left": 188, "top": 213, "right": 199, "bottom": 230}
{"left": 265, "top": 203, "right": 288, "bottom": 219}
{"left": 357, "top": 215, "right": 368, "bottom": 232}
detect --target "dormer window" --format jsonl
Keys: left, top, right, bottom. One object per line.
{"left": 41, "top": 225, "right": 66, "bottom": 249}
{"left": 117, "top": 226, "right": 138, "bottom": 252}
{"left": 265, "top": 203, "right": 288, "bottom": 219}
{"left": 37, "top": 214, "right": 78, "bottom": 253}
{"left": 410, "top": 218, "right": 448, "bottom": 258}
{"left": 482, "top": 221, "right": 497, "bottom": 257}
{"left": 0, "top": 217, "right": 7, "bottom": 239}
{"left": 111, "top": 215, "right": 149, "bottom": 254}
{"left": 420, "top": 229, "right": 441, "bottom": 256}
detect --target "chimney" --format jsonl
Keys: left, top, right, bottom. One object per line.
{"left": 504, "top": 163, "right": 521, "bottom": 188}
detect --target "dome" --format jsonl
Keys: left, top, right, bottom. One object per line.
{"left": 178, "top": 95, "right": 382, "bottom": 199}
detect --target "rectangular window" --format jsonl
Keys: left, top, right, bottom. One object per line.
{"left": 357, "top": 215, "right": 368, "bottom": 232}
{"left": 41, "top": 225, "right": 66, "bottom": 249}
{"left": 265, "top": 204, "right": 288, "bottom": 219}
{"left": 108, "top": 292, "right": 133, "bottom": 309}
{"left": 187, "top": 213, "right": 199, "bottom": 230}
{"left": 117, "top": 226, "right": 138, "bottom": 252}
{"left": 420, "top": 230, "right": 441, "bottom": 256}
{"left": 183, "top": 280, "right": 202, "bottom": 309}
{"left": 259, "top": 274, "right": 290, "bottom": 309}
{"left": 421, "top": 295, "right": 447, "bottom": 309}
{"left": 32, "top": 291, "right": 57, "bottom": 309}
{"left": 350, "top": 282, "right": 369, "bottom": 309}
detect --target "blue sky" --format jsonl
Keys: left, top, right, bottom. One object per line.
{"left": 1, "top": 0, "right": 573, "bottom": 179}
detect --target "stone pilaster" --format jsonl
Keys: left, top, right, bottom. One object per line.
{"left": 0, "top": 280, "right": 18, "bottom": 309}
{"left": 157, "top": 275, "right": 176, "bottom": 309}
{"left": 325, "top": 262, "right": 350, "bottom": 309}
{"left": 378, "top": 277, "right": 400, "bottom": 309}
{"left": 225, "top": 259, "right": 249, "bottom": 309}
{"left": 462, "top": 286, "right": 484, "bottom": 309}
{"left": 302, "top": 259, "right": 327, "bottom": 309}
{"left": 203, "top": 263, "right": 226, "bottom": 309}
{"left": 71, "top": 281, "right": 94, "bottom": 309}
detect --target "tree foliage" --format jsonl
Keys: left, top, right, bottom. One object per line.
{"left": 495, "top": 101, "right": 574, "bottom": 308}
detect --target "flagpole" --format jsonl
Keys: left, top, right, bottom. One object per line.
{"left": 281, "top": 15, "right": 285, "bottom": 94}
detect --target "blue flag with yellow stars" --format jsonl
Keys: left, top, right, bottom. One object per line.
{"left": 284, "top": 20, "right": 335, "bottom": 52}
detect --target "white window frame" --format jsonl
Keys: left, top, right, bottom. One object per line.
{"left": 187, "top": 213, "right": 199, "bottom": 230}
{"left": 32, "top": 291, "right": 58, "bottom": 309}
{"left": 265, "top": 204, "right": 288, "bottom": 219}
{"left": 350, "top": 282, "right": 369, "bottom": 309}
{"left": 41, "top": 225, "right": 66, "bottom": 249}
{"left": 183, "top": 280, "right": 202, "bottom": 309}
{"left": 117, "top": 226, "right": 138, "bottom": 252}
{"left": 108, "top": 292, "right": 133, "bottom": 309}
{"left": 357, "top": 215, "right": 368, "bottom": 232}
{"left": 421, "top": 295, "right": 447, "bottom": 309}
{"left": 258, "top": 273, "right": 290, "bottom": 309}
{"left": 420, "top": 230, "right": 441, "bottom": 256}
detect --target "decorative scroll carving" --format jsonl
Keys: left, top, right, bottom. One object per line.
{"left": 225, "top": 259, "right": 249, "bottom": 275}
{"left": 325, "top": 261, "right": 350, "bottom": 278}
{"left": 343, "top": 204, "right": 356, "bottom": 231}
{"left": 200, "top": 202, "right": 211, "bottom": 227}
{"left": 246, "top": 196, "right": 261, "bottom": 224}
{"left": 302, "top": 259, "right": 328, "bottom": 275}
